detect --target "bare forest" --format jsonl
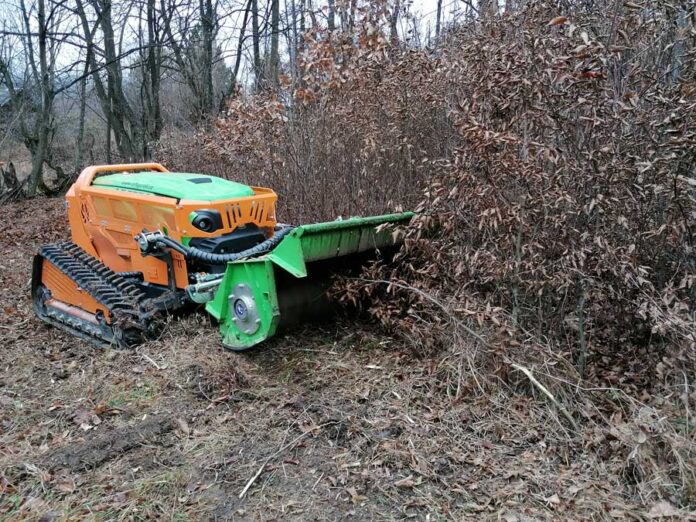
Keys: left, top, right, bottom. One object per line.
{"left": 1, "top": 0, "right": 696, "bottom": 519}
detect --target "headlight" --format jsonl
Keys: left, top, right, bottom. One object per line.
{"left": 190, "top": 210, "right": 223, "bottom": 233}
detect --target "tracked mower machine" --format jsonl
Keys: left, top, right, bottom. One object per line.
{"left": 31, "top": 163, "right": 411, "bottom": 350}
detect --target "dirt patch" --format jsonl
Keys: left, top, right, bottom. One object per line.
{"left": 43, "top": 416, "right": 174, "bottom": 472}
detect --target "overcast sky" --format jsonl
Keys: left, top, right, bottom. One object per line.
{"left": 0, "top": 0, "right": 466, "bottom": 89}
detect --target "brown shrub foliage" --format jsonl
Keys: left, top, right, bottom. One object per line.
{"left": 159, "top": 5, "right": 445, "bottom": 222}
{"left": 335, "top": 3, "right": 696, "bottom": 367}
{"left": 160, "top": 0, "right": 696, "bottom": 369}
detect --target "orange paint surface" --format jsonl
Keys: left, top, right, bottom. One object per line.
{"left": 64, "top": 163, "right": 278, "bottom": 289}
{"left": 42, "top": 259, "right": 111, "bottom": 321}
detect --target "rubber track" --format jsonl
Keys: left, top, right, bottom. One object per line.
{"left": 38, "top": 242, "right": 148, "bottom": 344}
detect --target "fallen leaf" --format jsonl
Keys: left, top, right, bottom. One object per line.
{"left": 545, "top": 494, "right": 561, "bottom": 506}
{"left": 648, "top": 501, "right": 679, "bottom": 518}
{"left": 54, "top": 480, "right": 75, "bottom": 494}
{"left": 395, "top": 475, "right": 415, "bottom": 488}
{"left": 548, "top": 16, "right": 568, "bottom": 26}
{"left": 346, "top": 487, "right": 366, "bottom": 503}
{"left": 175, "top": 418, "right": 190, "bottom": 436}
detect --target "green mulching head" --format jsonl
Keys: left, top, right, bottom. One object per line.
{"left": 205, "top": 212, "right": 413, "bottom": 350}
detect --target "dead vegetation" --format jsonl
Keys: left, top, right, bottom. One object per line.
{"left": 2, "top": 0, "right": 696, "bottom": 520}
{"left": 0, "top": 199, "right": 688, "bottom": 520}
{"left": 161, "top": 0, "right": 695, "bottom": 517}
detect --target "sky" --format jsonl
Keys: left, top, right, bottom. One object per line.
{"left": 0, "top": 0, "right": 465, "bottom": 90}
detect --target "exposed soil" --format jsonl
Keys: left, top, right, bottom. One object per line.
{"left": 43, "top": 416, "right": 175, "bottom": 472}
{"left": 0, "top": 197, "right": 691, "bottom": 520}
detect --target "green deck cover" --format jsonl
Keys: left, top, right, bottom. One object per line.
{"left": 93, "top": 172, "right": 254, "bottom": 201}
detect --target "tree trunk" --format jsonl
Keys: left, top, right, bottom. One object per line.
{"left": 75, "top": 55, "right": 89, "bottom": 171}
{"left": 223, "top": 0, "right": 253, "bottom": 104}
{"left": 270, "top": 0, "right": 280, "bottom": 87}
{"left": 289, "top": 0, "right": 298, "bottom": 72}
{"left": 106, "top": 97, "right": 112, "bottom": 163}
{"left": 100, "top": 0, "right": 139, "bottom": 160}
{"left": 147, "top": 0, "right": 162, "bottom": 142}
{"left": 389, "top": 0, "right": 400, "bottom": 46}
{"left": 327, "top": 0, "right": 335, "bottom": 31}
{"left": 200, "top": 0, "right": 215, "bottom": 113}
{"left": 25, "top": 0, "right": 52, "bottom": 196}
{"left": 160, "top": 0, "right": 214, "bottom": 120}
{"left": 75, "top": 0, "right": 142, "bottom": 161}
{"left": 251, "top": 0, "right": 261, "bottom": 90}
{"left": 27, "top": 114, "right": 50, "bottom": 196}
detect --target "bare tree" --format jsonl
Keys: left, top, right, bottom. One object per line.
{"left": 161, "top": 0, "right": 220, "bottom": 119}
{"left": 251, "top": 0, "right": 261, "bottom": 88}
{"left": 76, "top": 0, "right": 145, "bottom": 161}
{"left": 75, "top": 45, "right": 92, "bottom": 170}
{"left": 327, "top": 0, "right": 335, "bottom": 31}
{"left": 200, "top": 0, "right": 215, "bottom": 112}
{"left": 389, "top": 0, "right": 400, "bottom": 45}
{"left": 222, "top": 0, "right": 253, "bottom": 103}
{"left": 142, "top": 0, "right": 163, "bottom": 149}
{"left": 0, "top": 0, "right": 71, "bottom": 195}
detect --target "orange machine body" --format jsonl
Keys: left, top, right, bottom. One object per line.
{"left": 66, "top": 163, "right": 278, "bottom": 289}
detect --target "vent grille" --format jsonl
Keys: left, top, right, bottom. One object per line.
{"left": 251, "top": 200, "right": 266, "bottom": 222}
{"left": 222, "top": 199, "right": 275, "bottom": 229}
{"left": 224, "top": 204, "right": 242, "bottom": 227}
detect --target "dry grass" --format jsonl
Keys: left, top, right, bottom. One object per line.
{"left": 1, "top": 198, "right": 693, "bottom": 521}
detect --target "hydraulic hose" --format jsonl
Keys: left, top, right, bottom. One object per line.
{"left": 154, "top": 226, "right": 295, "bottom": 265}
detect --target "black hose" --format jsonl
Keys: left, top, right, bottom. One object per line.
{"left": 157, "top": 226, "right": 295, "bottom": 265}
{"left": 157, "top": 236, "right": 188, "bottom": 256}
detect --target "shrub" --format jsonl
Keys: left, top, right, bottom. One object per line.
{"left": 162, "top": 0, "right": 696, "bottom": 378}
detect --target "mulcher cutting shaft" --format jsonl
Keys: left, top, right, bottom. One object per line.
{"left": 31, "top": 163, "right": 412, "bottom": 350}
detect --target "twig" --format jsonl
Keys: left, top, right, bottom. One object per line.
{"left": 238, "top": 433, "right": 307, "bottom": 499}
{"left": 0, "top": 319, "right": 31, "bottom": 329}
{"left": 205, "top": 394, "right": 230, "bottom": 410}
{"left": 683, "top": 371, "right": 690, "bottom": 438}
{"left": 239, "top": 421, "right": 335, "bottom": 498}
{"left": 141, "top": 353, "right": 162, "bottom": 370}
{"left": 511, "top": 362, "right": 579, "bottom": 432}
{"left": 312, "top": 471, "right": 325, "bottom": 491}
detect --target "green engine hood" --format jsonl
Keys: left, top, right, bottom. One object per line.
{"left": 92, "top": 172, "right": 254, "bottom": 201}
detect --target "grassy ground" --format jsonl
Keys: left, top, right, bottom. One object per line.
{"left": 0, "top": 198, "right": 691, "bottom": 521}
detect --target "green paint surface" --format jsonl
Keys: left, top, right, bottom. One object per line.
{"left": 206, "top": 212, "right": 414, "bottom": 350}
{"left": 93, "top": 172, "right": 254, "bottom": 201}
{"left": 207, "top": 260, "right": 280, "bottom": 350}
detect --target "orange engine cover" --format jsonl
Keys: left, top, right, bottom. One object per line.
{"left": 66, "top": 163, "right": 278, "bottom": 289}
